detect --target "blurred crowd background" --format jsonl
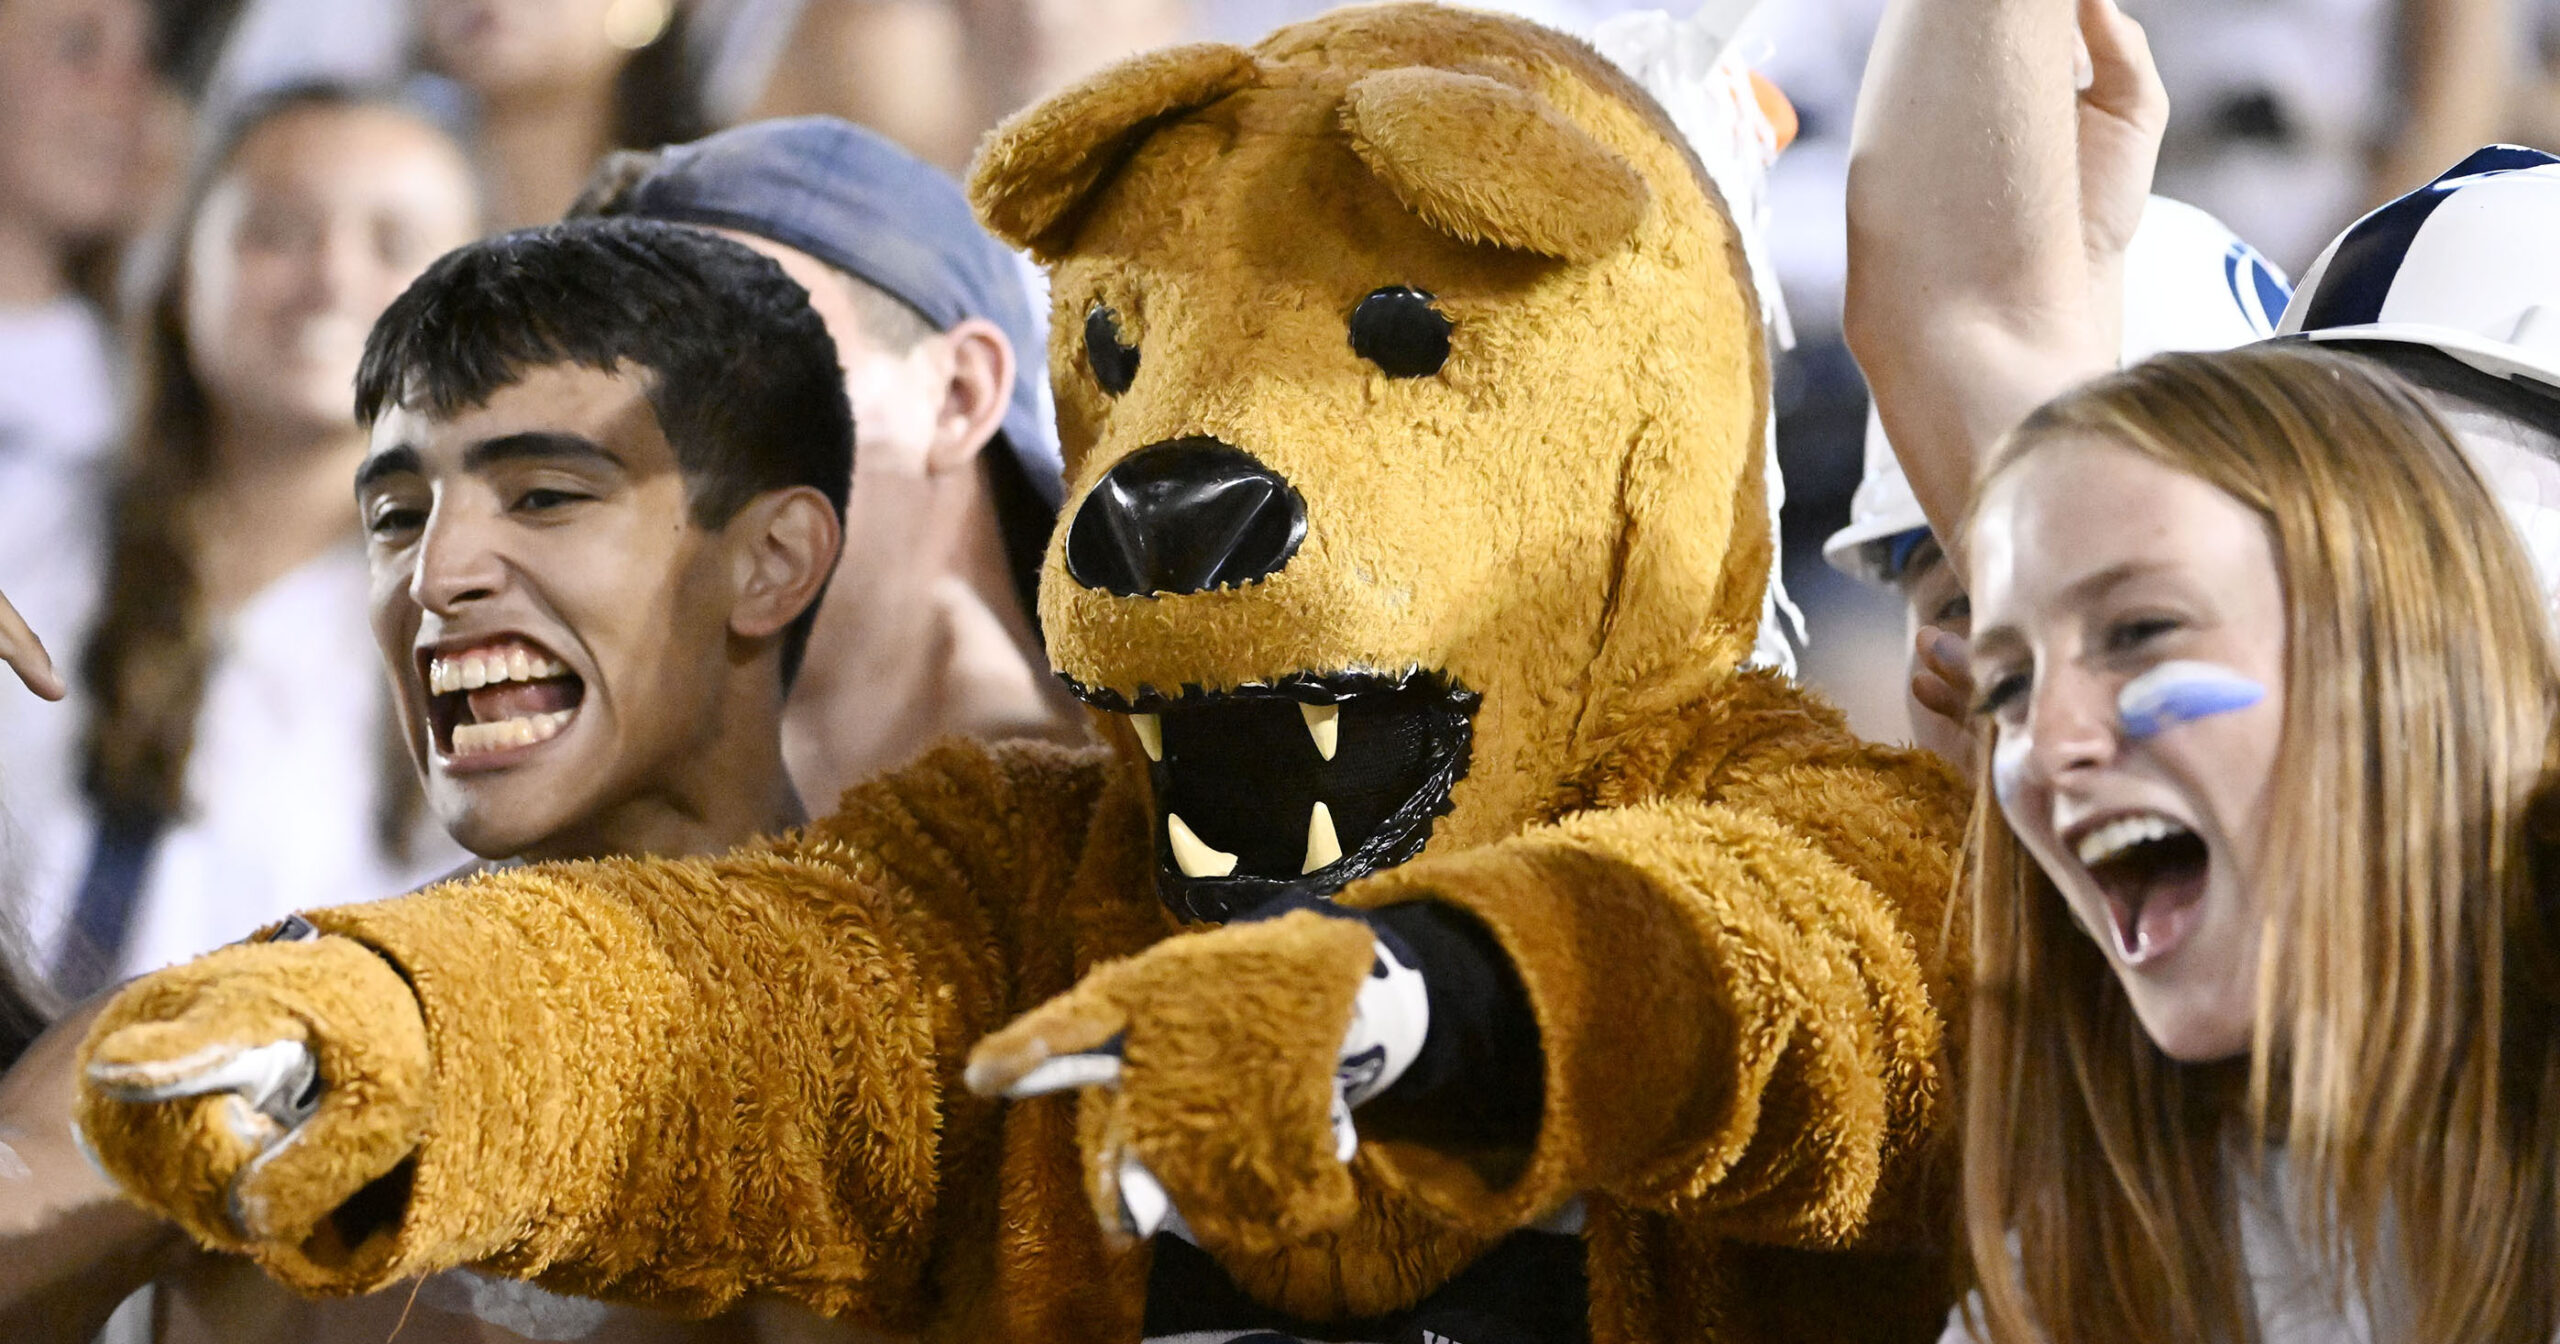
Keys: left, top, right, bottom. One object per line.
{"left": 4, "top": 0, "right": 2559, "bottom": 980}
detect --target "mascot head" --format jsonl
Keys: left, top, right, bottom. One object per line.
{"left": 972, "top": 2, "right": 1769, "bottom": 920}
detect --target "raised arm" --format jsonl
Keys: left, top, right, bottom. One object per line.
{"left": 1843, "top": 0, "right": 2165, "bottom": 558}
{"left": 74, "top": 740, "right": 1113, "bottom": 1323}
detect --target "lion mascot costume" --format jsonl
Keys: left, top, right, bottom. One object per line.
{"left": 72, "top": 5, "right": 1969, "bottom": 1340}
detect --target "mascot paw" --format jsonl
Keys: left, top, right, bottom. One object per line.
{"left": 76, "top": 933, "right": 431, "bottom": 1287}
{"left": 966, "top": 910, "right": 1387, "bottom": 1252}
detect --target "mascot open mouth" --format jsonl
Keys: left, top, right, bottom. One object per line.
{"left": 1066, "top": 670, "right": 1479, "bottom": 922}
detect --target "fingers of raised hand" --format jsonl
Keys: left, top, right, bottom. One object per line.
{"left": 2076, "top": 0, "right": 2166, "bottom": 123}
{"left": 1912, "top": 625, "right": 1975, "bottom": 723}
{"left": 0, "top": 586, "right": 63, "bottom": 700}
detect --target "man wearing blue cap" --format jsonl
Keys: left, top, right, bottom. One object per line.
{"left": 573, "top": 116, "right": 1089, "bottom": 808}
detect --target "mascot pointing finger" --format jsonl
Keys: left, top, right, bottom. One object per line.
{"left": 74, "top": 5, "right": 1970, "bottom": 1341}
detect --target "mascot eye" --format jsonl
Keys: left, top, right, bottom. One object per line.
{"left": 1349, "top": 286, "right": 1452, "bottom": 378}
{"left": 1084, "top": 305, "right": 1140, "bottom": 396}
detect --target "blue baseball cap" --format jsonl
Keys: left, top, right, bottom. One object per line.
{"left": 609, "top": 116, "right": 1065, "bottom": 516}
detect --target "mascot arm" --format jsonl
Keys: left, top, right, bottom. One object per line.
{"left": 1342, "top": 754, "right": 1958, "bottom": 1251}
{"left": 77, "top": 740, "right": 1111, "bottom": 1320}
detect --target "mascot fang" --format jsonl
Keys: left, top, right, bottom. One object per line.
{"left": 76, "top": 5, "right": 1970, "bottom": 1341}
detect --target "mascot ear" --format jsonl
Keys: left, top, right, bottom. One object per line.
{"left": 971, "top": 43, "right": 1262, "bottom": 260}
{"left": 1340, "top": 67, "right": 1649, "bottom": 263}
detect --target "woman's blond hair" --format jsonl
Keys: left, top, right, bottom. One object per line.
{"left": 1961, "top": 343, "right": 2560, "bottom": 1343}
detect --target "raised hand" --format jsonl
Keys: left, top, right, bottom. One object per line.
{"left": 1849, "top": 0, "right": 2172, "bottom": 559}
{"left": 75, "top": 932, "right": 431, "bottom": 1290}
{"left": 0, "top": 585, "right": 64, "bottom": 700}
{"left": 2073, "top": 0, "right": 2170, "bottom": 354}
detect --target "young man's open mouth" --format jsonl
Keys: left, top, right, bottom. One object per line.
{"left": 2071, "top": 810, "right": 2212, "bottom": 967}
{"left": 1068, "top": 668, "right": 1478, "bottom": 922}
{"left": 421, "top": 634, "right": 588, "bottom": 769}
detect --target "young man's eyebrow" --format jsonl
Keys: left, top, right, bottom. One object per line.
{"left": 463, "top": 432, "right": 626, "bottom": 473}
{"left": 354, "top": 445, "right": 422, "bottom": 493}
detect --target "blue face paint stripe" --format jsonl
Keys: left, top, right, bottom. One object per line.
{"left": 2118, "top": 661, "right": 2267, "bottom": 741}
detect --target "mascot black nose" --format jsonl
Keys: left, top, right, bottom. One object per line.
{"left": 1065, "top": 437, "right": 1307, "bottom": 596}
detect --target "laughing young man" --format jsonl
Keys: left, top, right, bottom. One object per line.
{"left": 355, "top": 221, "right": 846, "bottom": 868}
{"left": 0, "top": 217, "right": 864, "bottom": 1341}
{"left": 569, "top": 116, "right": 1091, "bottom": 806}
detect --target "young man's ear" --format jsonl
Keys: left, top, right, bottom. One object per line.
{"left": 924, "top": 317, "right": 1016, "bottom": 477}
{"left": 726, "top": 486, "right": 844, "bottom": 645}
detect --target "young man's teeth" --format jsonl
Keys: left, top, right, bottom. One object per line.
{"left": 430, "top": 649, "right": 570, "bottom": 694}
{"left": 1129, "top": 712, "right": 1162, "bottom": 762}
{"left": 1302, "top": 801, "right": 1342, "bottom": 873}
{"left": 2076, "top": 814, "right": 2187, "bottom": 866}
{"left": 449, "top": 708, "right": 576, "bottom": 757}
{"left": 1299, "top": 702, "right": 1339, "bottom": 760}
{"left": 1165, "top": 813, "right": 1238, "bottom": 878}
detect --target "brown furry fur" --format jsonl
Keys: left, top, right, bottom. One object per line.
{"left": 77, "top": 5, "right": 1969, "bottom": 1339}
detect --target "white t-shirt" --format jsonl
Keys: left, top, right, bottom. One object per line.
{"left": 73, "top": 545, "right": 464, "bottom": 984}
{"left": 0, "top": 299, "right": 119, "bottom": 946}
{"left": 1941, "top": 1153, "right": 2413, "bottom": 1344}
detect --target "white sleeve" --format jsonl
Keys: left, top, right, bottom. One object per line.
{"left": 1937, "top": 1292, "right": 1987, "bottom": 1344}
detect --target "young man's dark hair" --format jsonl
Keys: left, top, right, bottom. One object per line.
{"left": 555, "top": 118, "right": 1092, "bottom": 811}
{"left": 354, "top": 218, "right": 853, "bottom": 677}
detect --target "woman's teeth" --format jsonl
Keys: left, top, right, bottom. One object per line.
{"left": 2075, "top": 813, "right": 2190, "bottom": 867}
{"left": 450, "top": 708, "right": 576, "bottom": 757}
{"left": 430, "top": 648, "right": 570, "bottom": 693}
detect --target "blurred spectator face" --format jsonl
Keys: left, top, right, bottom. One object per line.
{"left": 720, "top": 233, "right": 951, "bottom": 481}
{"left": 0, "top": 0, "right": 152, "bottom": 251}
{"left": 182, "top": 104, "right": 478, "bottom": 442}
{"left": 1023, "top": 0, "right": 1189, "bottom": 103}
{"left": 1894, "top": 536, "right": 1971, "bottom": 765}
{"left": 423, "top": 0, "right": 648, "bottom": 100}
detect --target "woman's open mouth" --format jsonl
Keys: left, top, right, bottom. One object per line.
{"left": 422, "top": 635, "right": 587, "bottom": 768}
{"left": 1067, "top": 669, "right": 1478, "bottom": 922}
{"left": 2074, "top": 812, "right": 2210, "bottom": 967}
